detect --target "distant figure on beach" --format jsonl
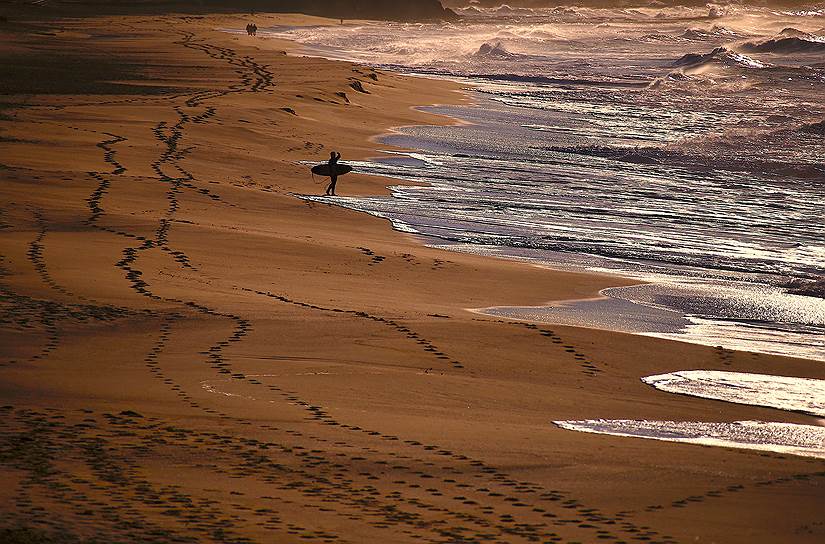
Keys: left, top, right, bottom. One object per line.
{"left": 252, "top": 23, "right": 257, "bottom": 36}
{"left": 245, "top": 23, "right": 257, "bottom": 36}
{"left": 325, "top": 151, "right": 342, "bottom": 196}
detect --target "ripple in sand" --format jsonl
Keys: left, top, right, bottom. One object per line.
{"left": 642, "top": 370, "right": 825, "bottom": 417}
{"left": 553, "top": 419, "right": 825, "bottom": 459}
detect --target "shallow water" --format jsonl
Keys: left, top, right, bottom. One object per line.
{"left": 257, "top": 5, "right": 825, "bottom": 360}
{"left": 642, "top": 370, "right": 825, "bottom": 416}
{"left": 251, "top": 7, "right": 825, "bottom": 457}
{"left": 552, "top": 369, "right": 825, "bottom": 459}
{"left": 553, "top": 419, "right": 825, "bottom": 459}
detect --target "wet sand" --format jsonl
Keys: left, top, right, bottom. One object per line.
{"left": 1, "top": 11, "right": 824, "bottom": 544}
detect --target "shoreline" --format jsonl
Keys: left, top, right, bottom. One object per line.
{"left": 301, "top": 80, "right": 825, "bottom": 363}
{"left": 235, "top": 13, "right": 825, "bottom": 467}
{"left": 1, "top": 11, "right": 825, "bottom": 544}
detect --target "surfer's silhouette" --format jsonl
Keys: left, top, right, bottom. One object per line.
{"left": 325, "top": 151, "right": 341, "bottom": 196}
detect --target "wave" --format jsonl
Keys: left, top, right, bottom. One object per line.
{"left": 777, "top": 9, "right": 825, "bottom": 18}
{"left": 640, "top": 31, "right": 680, "bottom": 43}
{"left": 473, "top": 40, "right": 521, "bottom": 59}
{"left": 546, "top": 142, "right": 825, "bottom": 180}
{"left": 680, "top": 25, "right": 745, "bottom": 41}
{"left": 801, "top": 119, "right": 825, "bottom": 135}
{"left": 647, "top": 70, "right": 697, "bottom": 88}
{"left": 642, "top": 371, "right": 825, "bottom": 417}
{"left": 491, "top": 5, "right": 535, "bottom": 16}
{"left": 549, "top": 6, "right": 586, "bottom": 17}
{"left": 547, "top": 144, "right": 663, "bottom": 165}
{"left": 783, "top": 277, "right": 825, "bottom": 299}
{"left": 454, "top": 6, "right": 482, "bottom": 15}
{"left": 440, "top": 71, "right": 649, "bottom": 88}
{"left": 460, "top": 4, "right": 537, "bottom": 17}
{"left": 640, "top": 25, "right": 744, "bottom": 44}
{"left": 739, "top": 36, "right": 825, "bottom": 54}
{"left": 672, "top": 47, "right": 770, "bottom": 69}
{"left": 453, "top": 4, "right": 732, "bottom": 23}
{"left": 779, "top": 27, "right": 814, "bottom": 38}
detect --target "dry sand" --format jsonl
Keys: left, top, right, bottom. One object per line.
{"left": 0, "top": 11, "right": 823, "bottom": 544}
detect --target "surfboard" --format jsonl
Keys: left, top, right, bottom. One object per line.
{"left": 311, "top": 163, "right": 353, "bottom": 177}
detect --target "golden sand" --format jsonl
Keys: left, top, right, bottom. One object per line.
{"left": 0, "top": 12, "right": 823, "bottom": 544}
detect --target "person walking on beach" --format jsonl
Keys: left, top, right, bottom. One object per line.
{"left": 325, "top": 151, "right": 342, "bottom": 196}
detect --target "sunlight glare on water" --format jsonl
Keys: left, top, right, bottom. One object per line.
{"left": 259, "top": 5, "right": 825, "bottom": 361}
{"left": 553, "top": 419, "right": 825, "bottom": 459}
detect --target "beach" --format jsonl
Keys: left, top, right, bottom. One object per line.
{"left": 1, "top": 10, "right": 824, "bottom": 544}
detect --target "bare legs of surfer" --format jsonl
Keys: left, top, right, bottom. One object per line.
{"left": 325, "top": 174, "right": 338, "bottom": 196}
{"left": 325, "top": 151, "right": 341, "bottom": 196}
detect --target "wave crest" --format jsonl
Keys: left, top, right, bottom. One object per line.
{"left": 784, "top": 278, "right": 825, "bottom": 299}
{"left": 673, "top": 47, "right": 769, "bottom": 69}
{"left": 801, "top": 119, "right": 825, "bottom": 135}
{"left": 473, "top": 41, "right": 520, "bottom": 59}
{"left": 740, "top": 36, "right": 825, "bottom": 54}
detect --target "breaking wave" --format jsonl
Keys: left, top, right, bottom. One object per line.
{"left": 801, "top": 119, "right": 825, "bottom": 135}
{"left": 739, "top": 36, "right": 825, "bottom": 54}
{"left": 779, "top": 27, "right": 816, "bottom": 38}
{"left": 547, "top": 141, "right": 825, "bottom": 180}
{"left": 642, "top": 370, "right": 825, "bottom": 417}
{"left": 679, "top": 25, "right": 747, "bottom": 41}
{"left": 473, "top": 41, "right": 521, "bottom": 59}
{"left": 253, "top": 3, "right": 825, "bottom": 361}
{"left": 673, "top": 47, "right": 769, "bottom": 69}
{"left": 784, "top": 277, "right": 825, "bottom": 299}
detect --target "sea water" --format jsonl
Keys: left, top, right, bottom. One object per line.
{"left": 552, "top": 419, "right": 825, "bottom": 459}
{"left": 251, "top": 5, "right": 825, "bottom": 361}
{"left": 642, "top": 370, "right": 825, "bottom": 417}
{"left": 238, "top": 5, "right": 825, "bottom": 457}
{"left": 553, "top": 370, "right": 825, "bottom": 459}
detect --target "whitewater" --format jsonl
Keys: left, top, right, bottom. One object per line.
{"left": 248, "top": 4, "right": 825, "bottom": 362}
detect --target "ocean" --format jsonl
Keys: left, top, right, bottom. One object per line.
{"left": 252, "top": 5, "right": 825, "bottom": 362}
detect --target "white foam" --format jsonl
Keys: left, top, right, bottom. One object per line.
{"left": 642, "top": 370, "right": 825, "bottom": 417}
{"left": 553, "top": 419, "right": 825, "bottom": 459}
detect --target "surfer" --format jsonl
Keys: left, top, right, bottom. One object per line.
{"left": 325, "top": 151, "right": 341, "bottom": 196}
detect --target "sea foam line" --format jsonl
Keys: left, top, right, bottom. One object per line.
{"left": 642, "top": 370, "right": 825, "bottom": 417}
{"left": 553, "top": 419, "right": 825, "bottom": 459}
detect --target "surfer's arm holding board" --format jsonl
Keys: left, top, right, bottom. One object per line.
{"left": 312, "top": 151, "right": 351, "bottom": 196}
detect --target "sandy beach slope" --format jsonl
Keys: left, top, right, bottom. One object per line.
{"left": 0, "top": 11, "right": 823, "bottom": 544}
